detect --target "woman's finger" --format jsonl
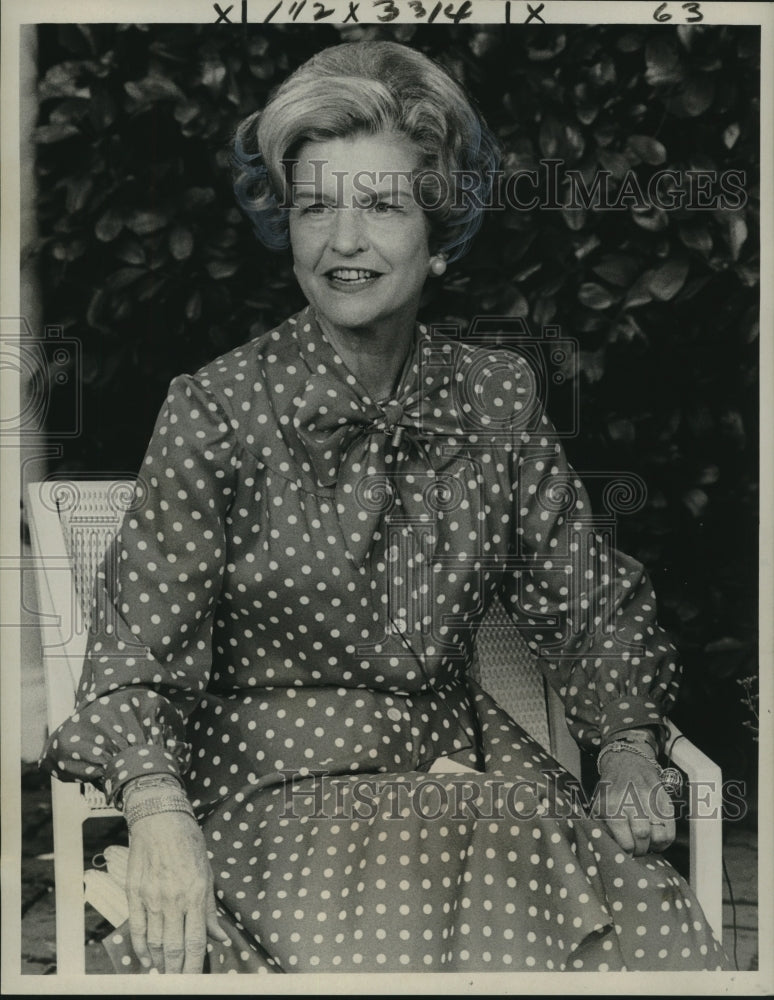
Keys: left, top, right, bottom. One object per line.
{"left": 628, "top": 815, "right": 652, "bottom": 856}
{"left": 163, "top": 911, "right": 186, "bottom": 974}
{"left": 182, "top": 904, "right": 208, "bottom": 973}
{"left": 206, "top": 892, "right": 230, "bottom": 943}
{"left": 127, "top": 894, "right": 152, "bottom": 970}
{"left": 145, "top": 908, "right": 165, "bottom": 971}
{"left": 604, "top": 817, "right": 635, "bottom": 854}
{"left": 648, "top": 783, "right": 676, "bottom": 851}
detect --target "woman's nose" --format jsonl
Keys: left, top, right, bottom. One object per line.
{"left": 329, "top": 208, "right": 368, "bottom": 254}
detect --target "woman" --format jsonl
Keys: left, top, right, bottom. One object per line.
{"left": 41, "top": 40, "right": 729, "bottom": 974}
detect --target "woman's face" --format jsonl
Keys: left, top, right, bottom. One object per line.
{"left": 287, "top": 132, "right": 432, "bottom": 338}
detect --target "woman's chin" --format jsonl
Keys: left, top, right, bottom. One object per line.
{"left": 309, "top": 296, "right": 387, "bottom": 333}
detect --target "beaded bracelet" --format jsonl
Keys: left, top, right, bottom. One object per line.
{"left": 124, "top": 793, "right": 196, "bottom": 831}
{"left": 120, "top": 773, "right": 183, "bottom": 809}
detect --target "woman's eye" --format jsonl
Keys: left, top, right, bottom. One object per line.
{"left": 372, "top": 200, "right": 401, "bottom": 214}
{"left": 302, "top": 202, "right": 328, "bottom": 215}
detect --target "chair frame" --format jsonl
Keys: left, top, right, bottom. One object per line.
{"left": 26, "top": 478, "right": 723, "bottom": 974}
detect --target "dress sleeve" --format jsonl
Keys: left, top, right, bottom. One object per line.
{"left": 39, "top": 373, "right": 240, "bottom": 804}
{"left": 498, "top": 363, "right": 681, "bottom": 756}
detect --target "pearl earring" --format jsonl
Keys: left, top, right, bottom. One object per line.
{"left": 429, "top": 256, "right": 447, "bottom": 277}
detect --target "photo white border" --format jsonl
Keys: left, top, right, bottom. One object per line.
{"left": 2, "top": 0, "right": 772, "bottom": 994}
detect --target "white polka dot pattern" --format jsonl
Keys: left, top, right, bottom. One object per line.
{"left": 41, "top": 306, "right": 725, "bottom": 972}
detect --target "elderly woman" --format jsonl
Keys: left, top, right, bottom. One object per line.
{"left": 41, "top": 40, "right": 729, "bottom": 974}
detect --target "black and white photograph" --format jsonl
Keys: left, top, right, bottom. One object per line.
{"left": 1, "top": 0, "right": 771, "bottom": 992}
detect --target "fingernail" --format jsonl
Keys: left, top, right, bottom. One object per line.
{"left": 140, "top": 957, "right": 151, "bottom": 969}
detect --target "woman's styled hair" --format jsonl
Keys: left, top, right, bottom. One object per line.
{"left": 232, "top": 40, "right": 499, "bottom": 262}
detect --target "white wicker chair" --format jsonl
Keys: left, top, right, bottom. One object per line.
{"left": 26, "top": 478, "right": 724, "bottom": 973}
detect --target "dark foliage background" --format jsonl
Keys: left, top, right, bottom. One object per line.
{"left": 32, "top": 21, "right": 759, "bottom": 797}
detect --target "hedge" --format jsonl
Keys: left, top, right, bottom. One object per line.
{"left": 32, "top": 21, "right": 760, "bottom": 790}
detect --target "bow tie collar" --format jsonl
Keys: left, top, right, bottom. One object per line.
{"left": 290, "top": 311, "right": 461, "bottom": 569}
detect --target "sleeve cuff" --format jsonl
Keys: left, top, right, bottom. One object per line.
{"left": 599, "top": 697, "right": 669, "bottom": 752}
{"left": 103, "top": 743, "right": 185, "bottom": 807}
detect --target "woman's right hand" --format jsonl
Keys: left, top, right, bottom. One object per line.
{"left": 125, "top": 809, "right": 229, "bottom": 973}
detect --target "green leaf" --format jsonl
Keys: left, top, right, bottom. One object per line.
{"left": 65, "top": 176, "right": 93, "bottom": 213}
{"left": 580, "top": 348, "right": 605, "bottom": 383}
{"left": 561, "top": 207, "right": 586, "bottom": 231}
{"left": 538, "top": 116, "right": 564, "bottom": 158}
{"left": 127, "top": 210, "right": 169, "bottom": 235}
{"left": 682, "top": 487, "right": 709, "bottom": 518}
{"left": 723, "top": 123, "right": 741, "bottom": 149}
{"left": 169, "top": 226, "right": 195, "bottom": 261}
{"left": 630, "top": 206, "right": 669, "bottom": 232}
{"left": 185, "top": 289, "right": 202, "bottom": 321}
{"left": 610, "top": 314, "right": 647, "bottom": 345}
{"left": 626, "top": 135, "right": 667, "bottom": 166}
{"left": 578, "top": 282, "right": 615, "bottom": 310}
{"left": 35, "top": 123, "right": 80, "bottom": 143}
{"left": 206, "top": 259, "right": 240, "bottom": 280}
{"left": 95, "top": 209, "right": 124, "bottom": 242}
{"left": 681, "top": 76, "right": 715, "bottom": 116}
{"left": 105, "top": 267, "right": 145, "bottom": 291}
{"left": 645, "top": 38, "right": 682, "bottom": 86}
{"left": 698, "top": 466, "right": 720, "bottom": 485}
{"left": 623, "top": 273, "right": 654, "bottom": 308}
{"left": 725, "top": 214, "right": 748, "bottom": 261}
{"left": 505, "top": 289, "right": 529, "bottom": 318}
{"left": 589, "top": 57, "right": 616, "bottom": 87}
{"left": 114, "top": 237, "right": 146, "bottom": 265}
{"left": 532, "top": 296, "right": 556, "bottom": 326}
{"left": 526, "top": 32, "right": 566, "bottom": 61}
{"left": 607, "top": 417, "right": 635, "bottom": 444}
{"left": 124, "top": 75, "right": 185, "bottom": 104}
{"left": 182, "top": 187, "right": 216, "bottom": 211}
{"left": 678, "top": 224, "right": 713, "bottom": 254}
{"left": 201, "top": 57, "right": 227, "bottom": 91}
{"left": 597, "top": 149, "right": 631, "bottom": 181}
{"left": 572, "top": 83, "right": 599, "bottom": 125}
{"left": 647, "top": 259, "right": 690, "bottom": 301}
{"left": 616, "top": 31, "right": 644, "bottom": 53}
{"left": 591, "top": 255, "right": 638, "bottom": 287}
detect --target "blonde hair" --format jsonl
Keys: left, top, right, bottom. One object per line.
{"left": 233, "top": 40, "right": 499, "bottom": 261}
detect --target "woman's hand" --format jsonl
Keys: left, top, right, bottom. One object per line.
{"left": 125, "top": 809, "right": 229, "bottom": 973}
{"left": 594, "top": 750, "right": 675, "bottom": 856}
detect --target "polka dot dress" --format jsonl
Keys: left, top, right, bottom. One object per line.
{"left": 41, "top": 306, "right": 729, "bottom": 973}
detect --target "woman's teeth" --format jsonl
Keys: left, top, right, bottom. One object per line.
{"left": 329, "top": 269, "right": 378, "bottom": 283}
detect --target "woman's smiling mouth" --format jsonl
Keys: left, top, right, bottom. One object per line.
{"left": 325, "top": 267, "right": 383, "bottom": 288}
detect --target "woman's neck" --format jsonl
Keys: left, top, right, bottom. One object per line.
{"left": 314, "top": 315, "right": 415, "bottom": 401}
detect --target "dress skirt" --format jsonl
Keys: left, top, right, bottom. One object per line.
{"left": 101, "top": 686, "right": 730, "bottom": 974}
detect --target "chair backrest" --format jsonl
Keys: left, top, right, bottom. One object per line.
{"left": 27, "top": 480, "right": 134, "bottom": 731}
{"left": 27, "top": 479, "right": 580, "bottom": 775}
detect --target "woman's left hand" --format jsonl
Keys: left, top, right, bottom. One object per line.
{"left": 594, "top": 751, "right": 675, "bottom": 856}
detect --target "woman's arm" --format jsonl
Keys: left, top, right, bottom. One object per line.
{"left": 121, "top": 775, "right": 229, "bottom": 973}
{"left": 39, "top": 372, "right": 240, "bottom": 802}
{"left": 39, "top": 372, "right": 241, "bottom": 970}
{"left": 496, "top": 355, "right": 682, "bottom": 851}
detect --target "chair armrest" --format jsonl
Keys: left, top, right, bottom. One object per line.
{"left": 665, "top": 720, "right": 724, "bottom": 943}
